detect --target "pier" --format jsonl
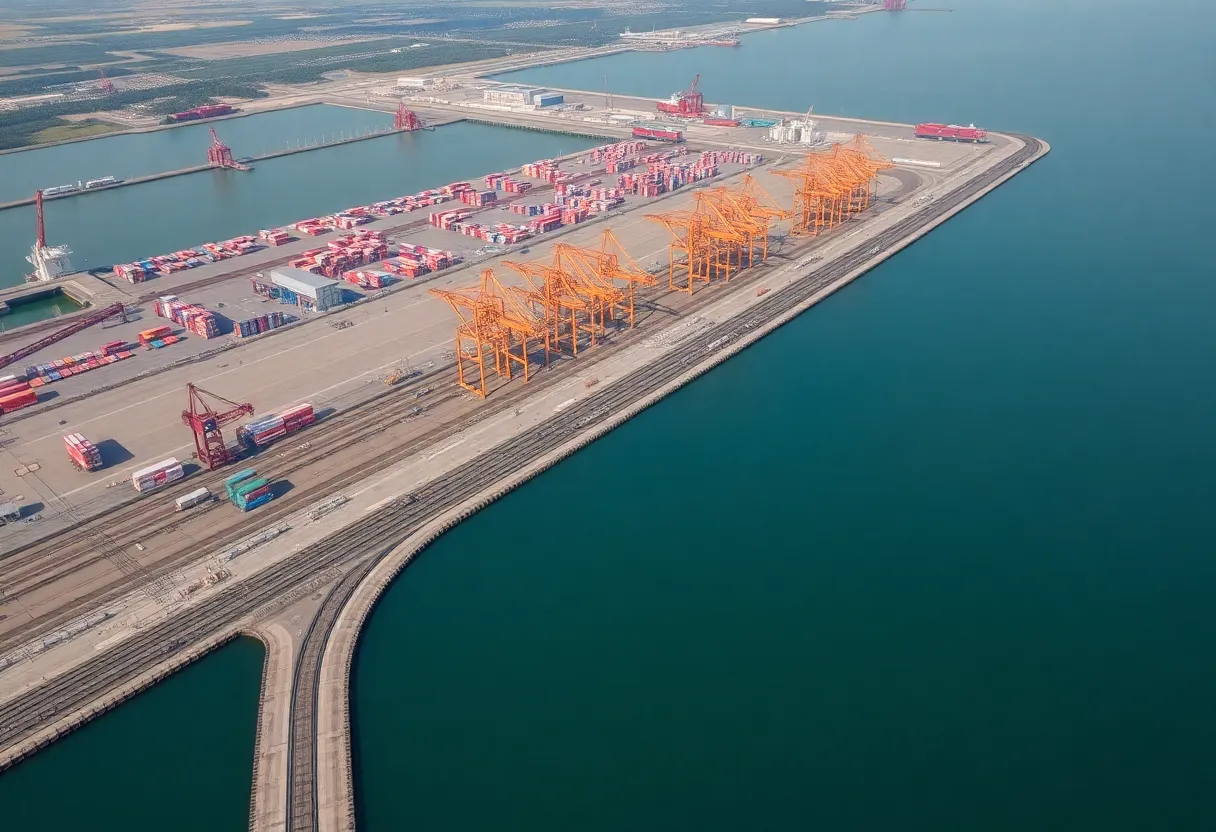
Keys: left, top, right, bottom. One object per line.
{"left": 0, "top": 109, "right": 465, "bottom": 212}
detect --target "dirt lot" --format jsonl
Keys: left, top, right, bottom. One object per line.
{"left": 160, "top": 36, "right": 380, "bottom": 60}
{"left": 0, "top": 24, "right": 36, "bottom": 39}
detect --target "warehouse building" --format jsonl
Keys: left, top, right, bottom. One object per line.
{"left": 397, "top": 76, "right": 437, "bottom": 89}
{"left": 270, "top": 268, "right": 344, "bottom": 313}
{"left": 482, "top": 85, "right": 548, "bottom": 107}
{"left": 533, "top": 92, "right": 565, "bottom": 108}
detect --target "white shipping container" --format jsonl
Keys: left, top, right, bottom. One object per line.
{"left": 132, "top": 457, "right": 180, "bottom": 481}
{"left": 175, "top": 487, "right": 211, "bottom": 511}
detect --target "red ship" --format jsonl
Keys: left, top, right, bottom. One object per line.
{"left": 915, "top": 123, "right": 988, "bottom": 142}
{"left": 657, "top": 74, "right": 706, "bottom": 117}
{"left": 633, "top": 125, "right": 684, "bottom": 143}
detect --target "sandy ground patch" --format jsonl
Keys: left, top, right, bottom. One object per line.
{"left": 0, "top": 24, "right": 37, "bottom": 39}
{"left": 99, "top": 20, "right": 253, "bottom": 35}
{"left": 160, "top": 36, "right": 378, "bottom": 60}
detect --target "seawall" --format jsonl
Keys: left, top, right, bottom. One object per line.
{"left": 307, "top": 132, "right": 1052, "bottom": 831}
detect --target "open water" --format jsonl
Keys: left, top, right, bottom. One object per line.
{"left": 0, "top": 104, "right": 396, "bottom": 204}
{"left": 3, "top": 0, "right": 1216, "bottom": 829}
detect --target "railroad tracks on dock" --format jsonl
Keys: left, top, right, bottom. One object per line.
{"left": 280, "top": 136, "right": 1048, "bottom": 830}
{"left": 0, "top": 136, "right": 1044, "bottom": 777}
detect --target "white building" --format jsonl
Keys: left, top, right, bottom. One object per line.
{"left": 745, "top": 17, "right": 782, "bottom": 25}
{"left": 270, "top": 268, "right": 344, "bottom": 312}
{"left": 482, "top": 85, "right": 548, "bottom": 107}
{"left": 397, "top": 77, "right": 437, "bottom": 89}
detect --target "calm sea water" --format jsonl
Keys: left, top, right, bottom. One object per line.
{"left": 0, "top": 121, "right": 595, "bottom": 290}
{"left": 0, "top": 104, "right": 395, "bottom": 204}
{"left": 0, "top": 638, "right": 263, "bottom": 830}
{"left": 4, "top": 0, "right": 1216, "bottom": 829}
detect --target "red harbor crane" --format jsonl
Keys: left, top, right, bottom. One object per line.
{"left": 656, "top": 73, "right": 706, "bottom": 118}
{"left": 394, "top": 102, "right": 430, "bottom": 131}
{"left": 0, "top": 302, "right": 129, "bottom": 372}
{"left": 206, "top": 127, "right": 250, "bottom": 171}
{"left": 884, "top": 0, "right": 908, "bottom": 9}
{"left": 97, "top": 69, "right": 115, "bottom": 94}
{"left": 181, "top": 383, "right": 253, "bottom": 470}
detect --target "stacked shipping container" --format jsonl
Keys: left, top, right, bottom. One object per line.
{"left": 224, "top": 468, "right": 274, "bottom": 512}
{"left": 154, "top": 295, "right": 219, "bottom": 339}
{"left": 64, "top": 433, "right": 103, "bottom": 471}
{"left": 132, "top": 458, "right": 184, "bottom": 492}
{"left": 21, "top": 343, "right": 133, "bottom": 389}
{"left": 236, "top": 310, "right": 292, "bottom": 338}
{"left": 113, "top": 236, "right": 260, "bottom": 283}
{"left": 236, "top": 403, "right": 315, "bottom": 451}
{"left": 287, "top": 230, "right": 389, "bottom": 279}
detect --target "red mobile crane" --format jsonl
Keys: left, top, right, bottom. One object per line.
{"left": 181, "top": 383, "right": 254, "bottom": 470}
{"left": 207, "top": 127, "right": 250, "bottom": 171}
{"left": 656, "top": 74, "right": 706, "bottom": 118}
{"left": 97, "top": 69, "right": 115, "bottom": 94}
{"left": 394, "top": 102, "right": 431, "bottom": 131}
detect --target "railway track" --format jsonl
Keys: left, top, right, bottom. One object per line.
{"left": 279, "top": 135, "right": 1048, "bottom": 830}
{"left": 0, "top": 235, "right": 792, "bottom": 651}
{"left": 0, "top": 135, "right": 1042, "bottom": 777}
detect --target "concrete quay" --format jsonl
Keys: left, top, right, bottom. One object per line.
{"left": 0, "top": 100, "right": 1042, "bottom": 832}
{"left": 280, "top": 132, "right": 1050, "bottom": 831}
{"left": 0, "top": 123, "right": 1014, "bottom": 736}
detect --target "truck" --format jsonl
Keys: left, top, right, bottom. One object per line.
{"left": 632, "top": 125, "right": 684, "bottom": 143}
{"left": 64, "top": 433, "right": 103, "bottom": 471}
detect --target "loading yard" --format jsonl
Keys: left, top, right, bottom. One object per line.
{"left": 0, "top": 90, "right": 1047, "bottom": 817}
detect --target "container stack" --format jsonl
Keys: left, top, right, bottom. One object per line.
{"left": 258, "top": 229, "right": 294, "bottom": 246}
{"left": 282, "top": 403, "right": 315, "bottom": 433}
{"left": 132, "top": 458, "right": 184, "bottom": 492}
{"left": 236, "top": 311, "right": 292, "bottom": 338}
{"left": 224, "top": 469, "right": 256, "bottom": 499}
{"left": 64, "top": 433, "right": 103, "bottom": 471}
{"left": 382, "top": 243, "right": 454, "bottom": 280}
{"left": 138, "top": 324, "right": 179, "bottom": 349}
{"left": 485, "top": 172, "right": 533, "bottom": 195}
{"left": 22, "top": 347, "right": 133, "bottom": 388}
{"left": 236, "top": 414, "right": 287, "bottom": 450}
{"left": 225, "top": 469, "right": 273, "bottom": 512}
{"left": 236, "top": 402, "right": 314, "bottom": 451}
{"left": 459, "top": 189, "right": 498, "bottom": 207}
{"left": 342, "top": 270, "right": 391, "bottom": 289}
{"left": 520, "top": 159, "right": 570, "bottom": 184}
{"left": 0, "top": 375, "right": 37, "bottom": 414}
{"left": 155, "top": 296, "right": 219, "bottom": 339}
{"left": 112, "top": 236, "right": 260, "bottom": 283}
{"left": 233, "top": 477, "right": 273, "bottom": 512}
{"left": 287, "top": 231, "right": 389, "bottom": 278}
{"left": 586, "top": 141, "right": 648, "bottom": 165}
{"left": 430, "top": 209, "right": 472, "bottom": 231}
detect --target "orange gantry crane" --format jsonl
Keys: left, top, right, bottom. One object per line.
{"left": 429, "top": 269, "right": 547, "bottom": 398}
{"left": 647, "top": 174, "right": 790, "bottom": 293}
{"left": 773, "top": 134, "right": 893, "bottom": 237}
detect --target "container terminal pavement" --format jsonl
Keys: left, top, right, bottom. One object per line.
{"left": 0, "top": 114, "right": 1047, "bottom": 831}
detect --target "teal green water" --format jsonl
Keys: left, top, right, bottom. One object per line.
{"left": 0, "top": 122, "right": 596, "bottom": 288}
{"left": 352, "top": 0, "right": 1216, "bottom": 830}
{"left": 0, "top": 293, "right": 83, "bottom": 330}
{"left": 4, "top": 0, "right": 1216, "bottom": 829}
{"left": 0, "top": 638, "right": 263, "bottom": 829}
{"left": 0, "top": 104, "right": 395, "bottom": 204}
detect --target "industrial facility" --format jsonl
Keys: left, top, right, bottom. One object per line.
{"left": 0, "top": 49, "right": 1044, "bottom": 832}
